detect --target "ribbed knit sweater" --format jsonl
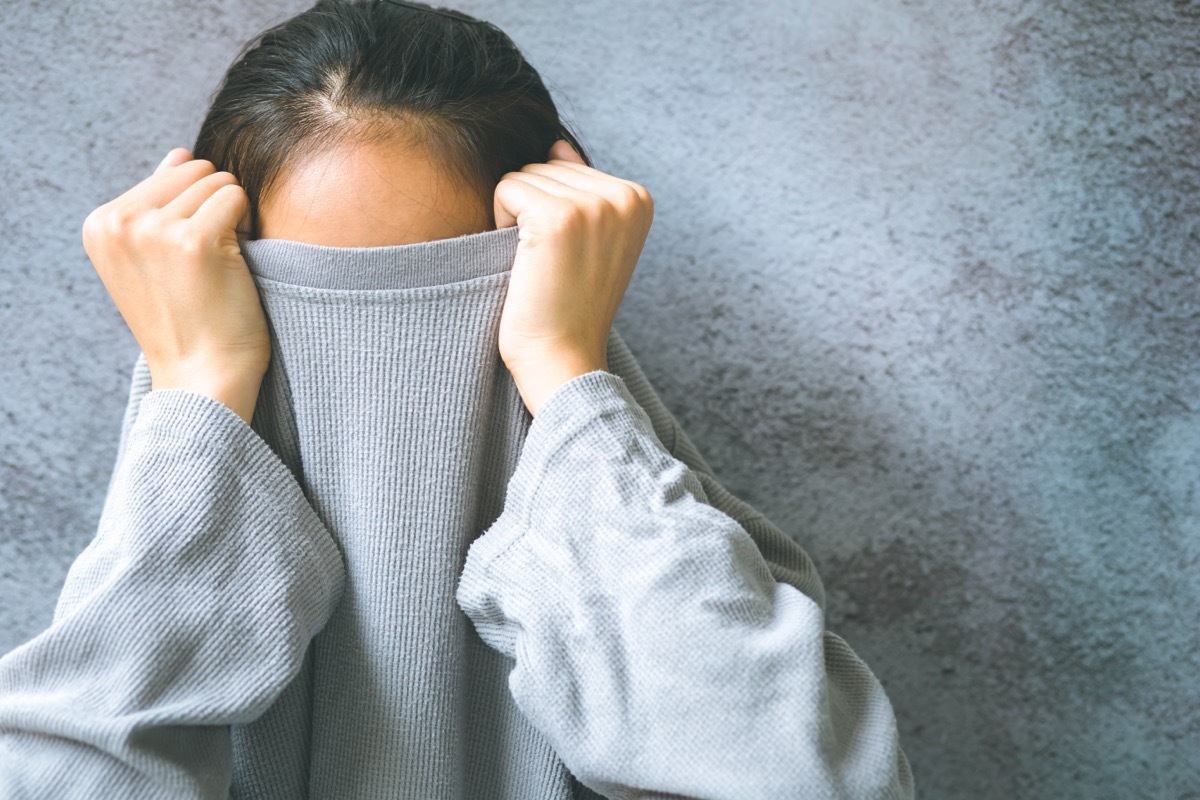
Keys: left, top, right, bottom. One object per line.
{"left": 0, "top": 226, "right": 915, "bottom": 799}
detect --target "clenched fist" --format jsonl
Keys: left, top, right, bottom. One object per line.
{"left": 494, "top": 139, "right": 654, "bottom": 416}
{"left": 82, "top": 148, "right": 269, "bottom": 425}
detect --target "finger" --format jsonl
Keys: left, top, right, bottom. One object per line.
{"left": 154, "top": 147, "right": 193, "bottom": 175}
{"left": 516, "top": 166, "right": 651, "bottom": 225}
{"left": 191, "top": 182, "right": 249, "bottom": 243}
{"left": 122, "top": 158, "right": 218, "bottom": 212}
{"left": 162, "top": 170, "right": 239, "bottom": 220}
{"left": 494, "top": 173, "right": 565, "bottom": 230}
{"left": 548, "top": 138, "right": 586, "bottom": 166}
{"left": 504, "top": 170, "right": 596, "bottom": 198}
{"left": 519, "top": 162, "right": 646, "bottom": 201}
{"left": 534, "top": 156, "right": 650, "bottom": 203}
{"left": 543, "top": 161, "right": 650, "bottom": 206}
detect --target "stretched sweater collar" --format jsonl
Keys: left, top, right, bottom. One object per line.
{"left": 240, "top": 226, "right": 520, "bottom": 291}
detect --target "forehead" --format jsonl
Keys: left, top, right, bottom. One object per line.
{"left": 257, "top": 137, "right": 490, "bottom": 246}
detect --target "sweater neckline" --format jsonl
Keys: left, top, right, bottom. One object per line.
{"left": 240, "top": 226, "right": 520, "bottom": 291}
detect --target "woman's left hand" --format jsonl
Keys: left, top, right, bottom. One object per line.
{"left": 493, "top": 140, "right": 654, "bottom": 416}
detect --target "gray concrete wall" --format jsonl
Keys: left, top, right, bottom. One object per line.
{"left": 2, "top": 1, "right": 1197, "bottom": 797}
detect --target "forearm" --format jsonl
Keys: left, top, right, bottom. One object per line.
{"left": 0, "top": 388, "right": 343, "bottom": 798}
{"left": 457, "top": 369, "right": 912, "bottom": 800}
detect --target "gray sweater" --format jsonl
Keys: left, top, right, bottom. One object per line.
{"left": 0, "top": 226, "right": 915, "bottom": 799}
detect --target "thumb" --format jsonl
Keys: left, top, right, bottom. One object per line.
{"left": 493, "top": 172, "right": 539, "bottom": 231}
{"left": 194, "top": 182, "right": 250, "bottom": 247}
{"left": 548, "top": 138, "right": 586, "bottom": 166}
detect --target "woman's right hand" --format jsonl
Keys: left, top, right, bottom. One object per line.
{"left": 82, "top": 148, "right": 270, "bottom": 425}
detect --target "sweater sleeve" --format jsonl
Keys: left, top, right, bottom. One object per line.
{"left": 455, "top": 368, "right": 915, "bottom": 800}
{"left": 0, "top": 353, "right": 346, "bottom": 799}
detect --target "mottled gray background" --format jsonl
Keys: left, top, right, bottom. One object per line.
{"left": 2, "top": 0, "right": 1197, "bottom": 797}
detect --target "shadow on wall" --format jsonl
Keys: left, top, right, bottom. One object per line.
{"left": 629, "top": 153, "right": 1178, "bottom": 795}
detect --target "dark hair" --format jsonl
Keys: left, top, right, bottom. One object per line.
{"left": 193, "top": 0, "right": 591, "bottom": 239}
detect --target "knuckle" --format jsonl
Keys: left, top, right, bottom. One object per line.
{"left": 170, "top": 225, "right": 207, "bottom": 256}
{"left": 592, "top": 195, "right": 621, "bottom": 222}
{"left": 615, "top": 184, "right": 644, "bottom": 213}
{"left": 638, "top": 191, "right": 654, "bottom": 223}
{"left": 127, "top": 214, "right": 161, "bottom": 248}
{"left": 81, "top": 207, "right": 105, "bottom": 245}
{"left": 100, "top": 206, "right": 138, "bottom": 239}
{"left": 632, "top": 182, "right": 653, "bottom": 207}
{"left": 548, "top": 199, "right": 585, "bottom": 228}
{"left": 579, "top": 192, "right": 606, "bottom": 213}
{"left": 623, "top": 182, "right": 654, "bottom": 226}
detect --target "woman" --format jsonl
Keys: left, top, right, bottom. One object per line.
{"left": 0, "top": 1, "right": 915, "bottom": 798}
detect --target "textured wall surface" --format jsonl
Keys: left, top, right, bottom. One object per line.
{"left": 2, "top": 1, "right": 1197, "bottom": 797}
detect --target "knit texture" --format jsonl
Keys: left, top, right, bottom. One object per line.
{"left": 0, "top": 226, "right": 914, "bottom": 799}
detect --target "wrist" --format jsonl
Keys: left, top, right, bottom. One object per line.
{"left": 507, "top": 353, "right": 607, "bottom": 417}
{"left": 150, "top": 358, "right": 265, "bottom": 425}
